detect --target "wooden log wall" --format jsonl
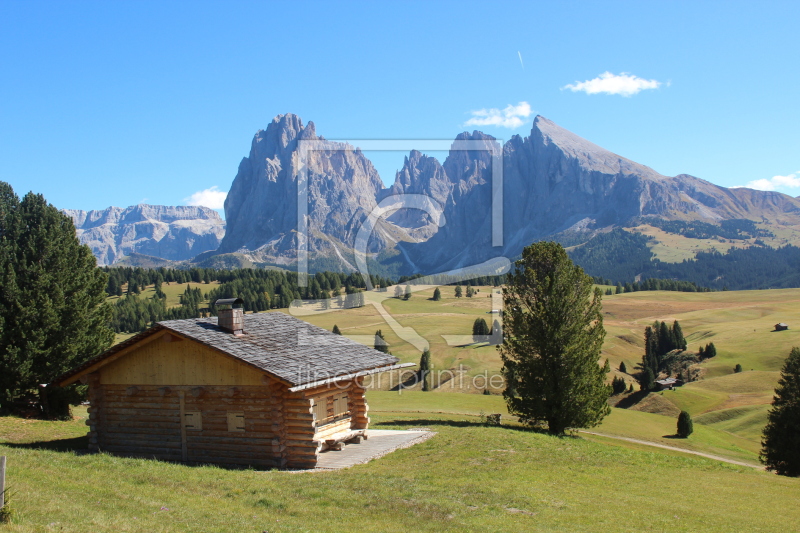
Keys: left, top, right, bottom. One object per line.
{"left": 349, "top": 378, "right": 370, "bottom": 430}
{"left": 90, "top": 384, "right": 280, "bottom": 468}
{"left": 84, "top": 370, "right": 374, "bottom": 469}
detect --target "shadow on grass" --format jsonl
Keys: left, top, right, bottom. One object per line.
{"left": 376, "top": 418, "right": 579, "bottom": 438}
{"left": 2, "top": 435, "right": 88, "bottom": 452}
{"left": 612, "top": 390, "right": 650, "bottom": 409}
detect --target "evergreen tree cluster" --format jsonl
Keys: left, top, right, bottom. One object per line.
{"left": 568, "top": 227, "right": 800, "bottom": 291}
{"left": 698, "top": 342, "right": 717, "bottom": 359}
{"left": 111, "top": 285, "right": 208, "bottom": 333}
{"left": 636, "top": 217, "right": 774, "bottom": 240}
{"left": 615, "top": 278, "right": 711, "bottom": 293}
{"left": 640, "top": 320, "right": 687, "bottom": 389}
{"left": 611, "top": 376, "right": 627, "bottom": 395}
{"left": 0, "top": 182, "right": 113, "bottom": 403}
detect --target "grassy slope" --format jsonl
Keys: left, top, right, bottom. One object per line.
{"left": 291, "top": 287, "right": 800, "bottom": 465}
{"left": 628, "top": 223, "right": 800, "bottom": 264}
{"left": 2, "top": 407, "right": 800, "bottom": 532}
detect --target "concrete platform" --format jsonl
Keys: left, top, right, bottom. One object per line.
{"left": 311, "top": 429, "right": 435, "bottom": 471}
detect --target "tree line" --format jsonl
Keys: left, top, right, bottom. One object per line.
{"left": 633, "top": 217, "right": 774, "bottom": 240}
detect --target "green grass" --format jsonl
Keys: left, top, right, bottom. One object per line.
{"left": 2, "top": 408, "right": 800, "bottom": 532}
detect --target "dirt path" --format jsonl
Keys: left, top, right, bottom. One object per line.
{"left": 581, "top": 430, "right": 764, "bottom": 469}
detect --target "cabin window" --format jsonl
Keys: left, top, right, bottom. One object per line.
{"left": 313, "top": 398, "right": 328, "bottom": 423}
{"left": 184, "top": 411, "right": 202, "bottom": 431}
{"left": 333, "top": 393, "right": 349, "bottom": 418}
{"left": 227, "top": 412, "right": 245, "bottom": 432}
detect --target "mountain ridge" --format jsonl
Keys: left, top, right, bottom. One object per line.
{"left": 67, "top": 113, "right": 800, "bottom": 275}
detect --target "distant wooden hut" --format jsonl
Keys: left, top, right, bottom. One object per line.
{"left": 775, "top": 323, "right": 789, "bottom": 331}
{"left": 55, "top": 299, "right": 410, "bottom": 469}
{"left": 655, "top": 377, "right": 682, "bottom": 391}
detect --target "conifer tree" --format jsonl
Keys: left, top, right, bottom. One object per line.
{"left": 472, "top": 318, "right": 489, "bottom": 339}
{"left": 705, "top": 342, "right": 717, "bottom": 358}
{"left": 499, "top": 241, "right": 610, "bottom": 435}
{"left": 374, "top": 330, "right": 389, "bottom": 353}
{"left": 677, "top": 411, "right": 694, "bottom": 438}
{"left": 454, "top": 285, "right": 462, "bottom": 298}
{"left": 643, "top": 367, "right": 656, "bottom": 391}
{"left": 612, "top": 376, "right": 627, "bottom": 395}
{"left": 0, "top": 183, "right": 114, "bottom": 403}
{"left": 419, "top": 349, "right": 431, "bottom": 391}
{"left": 672, "top": 320, "right": 687, "bottom": 350}
{"left": 332, "top": 324, "right": 341, "bottom": 335}
{"left": 619, "top": 361, "right": 627, "bottom": 374}
{"left": 761, "top": 347, "right": 800, "bottom": 476}
{"left": 432, "top": 287, "right": 441, "bottom": 301}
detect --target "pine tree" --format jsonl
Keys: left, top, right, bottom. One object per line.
{"left": 499, "top": 241, "right": 610, "bottom": 435}
{"left": 734, "top": 363, "right": 743, "bottom": 373}
{"left": 619, "top": 361, "right": 627, "bottom": 374}
{"left": 672, "top": 320, "right": 687, "bottom": 350}
{"left": 332, "top": 324, "right": 341, "bottom": 335}
{"left": 643, "top": 368, "right": 656, "bottom": 391}
{"left": 432, "top": 287, "right": 441, "bottom": 301}
{"left": 705, "top": 342, "right": 717, "bottom": 358}
{"left": 615, "top": 283, "right": 623, "bottom": 294}
{"left": 612, "top": 376, "right": 627, "bottom": 395}
{"left": 760, "top": 347, "right": 800, "bottom": 476}
{"left": 454, "top": 285, "right": 463, "bottom": 298}
{"left": 419, "top": 349, "right": 431, "bottom": 391}
{"left": 466, "top": 285, "right": 475, "bottom": 298}
{"left": 677, "top": 411, "right": 694, "bottom": 438}
{"left": 0, "top": 183, "right": 114, "bottom": 404}
{"left": 658, "top": 321, "right": 673, "bottom": 356}
{"left": 374, "top": 330, "right": 389, "bottom": 353}
{"left": 472, "top": 318, "right": 489, "bottom": 340}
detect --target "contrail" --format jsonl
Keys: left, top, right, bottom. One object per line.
{"left": 518, "top": 51, "right": 524, "bottom": 69}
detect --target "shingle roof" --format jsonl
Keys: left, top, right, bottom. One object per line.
{"left": 55, "top": 312, "right": 400, "bottom": 388}
{"left": 159, "top": 313, "right": 399, "bottom": 386}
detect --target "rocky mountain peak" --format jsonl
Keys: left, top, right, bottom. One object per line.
{"left": 66, "top": 205, "right": 225, "bottom": 266}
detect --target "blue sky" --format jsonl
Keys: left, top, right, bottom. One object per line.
{"left": 1, "top": 1, "right": 799, "bottom": 217}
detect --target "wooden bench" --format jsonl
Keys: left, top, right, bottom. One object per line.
{"left": 324, "top": 429, "right": 368, "bottom": 451}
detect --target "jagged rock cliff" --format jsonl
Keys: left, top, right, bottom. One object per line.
{"left": 65, "top": 205, "right": 225, "bottom": 266}
{"left": 218, "top": 113, "right": 409, "bottom": 269}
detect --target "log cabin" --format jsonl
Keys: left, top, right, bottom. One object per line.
{"left": 54, "top": 298, "right": 412, "bottom": 469}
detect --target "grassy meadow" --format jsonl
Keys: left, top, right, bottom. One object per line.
{"left": 2, "top": 403, "right": 800, "bottom": 532}
{"left": 104, "top": 279, "right": 800, "bottom": 467}
{"left": 60, "top": 281, "right": 800, "bottom": 530}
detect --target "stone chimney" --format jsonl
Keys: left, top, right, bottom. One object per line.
{"left": 215, "top": 298, "right": 244, "bottom": 336}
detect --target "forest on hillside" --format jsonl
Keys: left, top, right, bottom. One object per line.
{"left": 569, "top": 228, "right": 800, "bottom": 290}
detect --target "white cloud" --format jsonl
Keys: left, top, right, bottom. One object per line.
{"left": 563, "top": 72, "right": 662, "bottom": 97}
{"left": 465, "top": 101, "right": 532, "bottom": 129}
{"left": 743, "top": 172, "right": 800, "bottom": 192}
{"left": 184, "top": 186, "right": 227, "bottom": 209}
